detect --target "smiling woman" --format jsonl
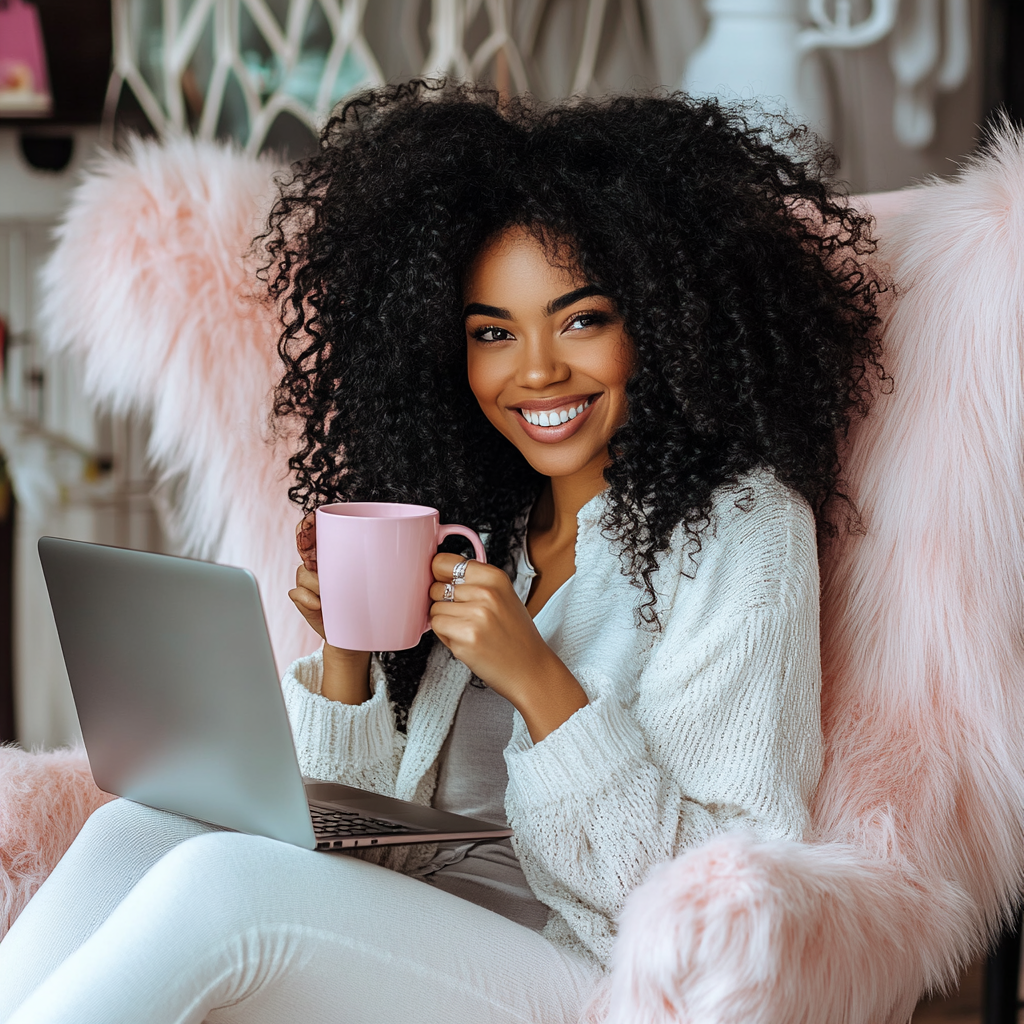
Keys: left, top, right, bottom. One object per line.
{"left": 464, "top": 232, "right": 632, "bottom": 466}
{"left": 461, "top": 226, "right": 634, "bottom": 628}
{"left": 0, "top": 79, "right": 888, "bottom": 1024}
{"left": 268, "top": 81, "right": 883, "bottom": 685}
{"left": 261, "top": 77, "right": 881, "bottom": 1015}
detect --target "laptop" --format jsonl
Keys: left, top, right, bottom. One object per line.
{"left": 37, "top": 536, "right": 514, "bottom": 852}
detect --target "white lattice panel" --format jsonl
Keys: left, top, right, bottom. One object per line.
{"left": 105, "top": 0, "right": 656, "bottom": 154}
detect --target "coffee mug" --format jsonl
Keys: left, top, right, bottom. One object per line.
{"left": 315, "top": 502, "right": 487, "bottom": 651}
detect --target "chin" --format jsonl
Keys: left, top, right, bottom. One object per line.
{"left": 493, "top": 417, "right": 605, "bottom": 480}
{"left": 522, "top": 450, "right": 596, "bottom": 479}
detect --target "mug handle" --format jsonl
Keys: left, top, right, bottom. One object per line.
{"left": 423, "top": 524, "right": 488, "bottom": 635}
{"left": 436, "top": 524, "right": 488, "bottom": 564}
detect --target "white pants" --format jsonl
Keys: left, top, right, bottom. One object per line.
{"left": 0, "top": 800, "right": 599, "bottom": 1023}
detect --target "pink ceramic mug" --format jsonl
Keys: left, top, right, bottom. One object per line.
{"left": 315, "top": 502, "right": 487, "bottom": 651}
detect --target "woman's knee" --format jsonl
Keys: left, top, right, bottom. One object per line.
{"left": 133, "top": 832, "right": 375, "bottom": 933}
{"left": 134, "top": 832, "right": 286, "bottom": 916}
{"left": 73, "top": 797, "right": 157, "bottom": 848}
{"left": 56, "top": 800, "right": 224, "bottom": 887}
{"left": 77, "top": 798, "right": 209, "bottom": 845}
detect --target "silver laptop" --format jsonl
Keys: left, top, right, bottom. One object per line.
{"left": 37, "top": 536, "right": 514, "bottom": 852}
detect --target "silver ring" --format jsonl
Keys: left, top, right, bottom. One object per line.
{"left": 443, "top": 582, "right": 456, "bottom": 602}
{"left": 452, "top": 557, "right": 470, "bottom": 585}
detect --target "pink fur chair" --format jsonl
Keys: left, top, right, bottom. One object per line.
{"left": 2, "top": 126, "right": 1023, "bottom": 1024}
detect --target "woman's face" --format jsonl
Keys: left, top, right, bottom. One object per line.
{"left": 464, "top": 226, "right": 633, "bottom": 481}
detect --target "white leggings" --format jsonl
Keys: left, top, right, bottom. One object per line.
{"left": 0, "top": 800, "right": 599, "bottom": 1024}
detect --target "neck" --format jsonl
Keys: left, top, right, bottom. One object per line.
{"left": 531, "top": 457, "right": 609, "bottom": 544}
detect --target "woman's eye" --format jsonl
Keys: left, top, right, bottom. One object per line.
{"left": 473, "top": 325, "right": 513, "bottom": 342}
{"left": 565, "top": 311, "right": 611, "bottom": 332}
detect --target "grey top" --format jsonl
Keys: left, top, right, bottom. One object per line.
{"left": 410, "top": 540, "right": 575, "bottom": 930}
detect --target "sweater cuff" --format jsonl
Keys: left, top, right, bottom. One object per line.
{"left": 281, "top": 648, "right": 398, "bottom": 772}
{"left": 504, "top": 689, "right": 647, "bottom": 808}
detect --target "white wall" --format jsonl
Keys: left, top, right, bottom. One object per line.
{"left": 824, "top": 6, "right": 986, "bottom": 193}
{"left": 0, "top": 126, "right": 167, "bottom": 750}
{"left": 540, "top": 0, "right": 986, "bottom": 193}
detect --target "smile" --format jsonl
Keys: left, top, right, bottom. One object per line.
{"left": 520, "top": 397, "right": 593, "bottom": 427}
{"left": 513, "top": 394, "right": 600, "bottom": 444}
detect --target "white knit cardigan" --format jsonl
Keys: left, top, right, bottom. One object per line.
{"left": 281, "top": 466, "right": 823, "bottom": 968}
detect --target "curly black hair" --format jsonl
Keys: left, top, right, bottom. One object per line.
{"left": 261, "top": 79, "right": 887, "bottom": 729}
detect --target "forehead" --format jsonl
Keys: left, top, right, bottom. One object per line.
{"left": 464, "top": 225, "right": 584, "bottom": 300}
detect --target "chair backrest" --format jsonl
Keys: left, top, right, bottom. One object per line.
{"left": 604, "top": 129, "right": 1024, "bottom": 1024}
{"left": 38, "top": 128, "right": 1024, "bottom": 1024}
{"left": 817, "top": 126, "right": 1024, "bottom": 937}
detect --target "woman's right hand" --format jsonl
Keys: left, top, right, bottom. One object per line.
{"left": 289, "top": 511, "right": 325, "bottom": 639}
{"left": 289, "top": 511, "right": 373, "bottom": 704}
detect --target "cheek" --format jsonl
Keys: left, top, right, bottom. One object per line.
{"left": 585, "top": 335, "right": 633, "bottom": 392}
{"left": 466, "top": 350, "right": 486, "bottom": 398}
{"left": 592, "top": 336, "right": 634, "bottom": 427}
{"left": 466, "top": 349, "right": 505, "bottom": 422}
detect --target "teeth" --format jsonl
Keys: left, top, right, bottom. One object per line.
{"left": 522, "top": 398, "right": 592, "bottom": 427}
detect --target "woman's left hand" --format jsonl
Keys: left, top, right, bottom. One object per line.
{"left": 429, "top": 553, "right": 589, "bottom": 741}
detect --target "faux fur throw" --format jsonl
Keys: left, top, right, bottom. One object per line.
{"left": 606, "top": 131, "right": 1024, "bottom": 1023}
{"left": 38, "top": 135, "right": 319, "bottom": 674}
{"left": 2, "top": 126, "right": 1021, "bottom": 1024}
{"left": 0, "top": 745, "right": 113, "bottom": 936}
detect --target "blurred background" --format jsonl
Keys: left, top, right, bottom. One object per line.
{"left": 0, "top": 0, "right": 1018, "bottom": 756}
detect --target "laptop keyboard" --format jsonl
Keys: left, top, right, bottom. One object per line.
{"left": 309, "top": 805, "right": 425, "bottom": 839}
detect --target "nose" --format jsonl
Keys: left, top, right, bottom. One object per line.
{"left": 516, "top": 334, "right": 570, "bottom": 389}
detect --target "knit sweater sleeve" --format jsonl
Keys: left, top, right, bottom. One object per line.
{"left": 281, "top": 647, "right": 405, "bottom": 795}
{"left": 503, "top": 479, "right": 823, "bottom": 966}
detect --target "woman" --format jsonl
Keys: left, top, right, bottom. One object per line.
{"left": 0, "top": 81, "right": 882, "bottom": 1023}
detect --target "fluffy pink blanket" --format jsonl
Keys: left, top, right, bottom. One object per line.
{"left": 0, "top": 745, "right": 112, "bottom": 935}
{"left": 3, "top": 127, "right": 1022, "bottom": 1023}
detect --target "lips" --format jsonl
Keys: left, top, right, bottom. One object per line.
{"left": 513, "top": 393, "right": 601, "bottom": 444}
{"left": 515, "top": 392, "right": 596, "bottom": 413}
{"left": 520, "top": 396, "right": 592, "bottom": 427}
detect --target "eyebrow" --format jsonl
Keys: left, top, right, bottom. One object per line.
{"left": 462, "top": 285, "right": 608, "bottom": 322}
{"left": 545, "top": 284, "right": 606, "bottom": 315}
{"left": 463, "top": 302, "right": 511, "bottom": 320}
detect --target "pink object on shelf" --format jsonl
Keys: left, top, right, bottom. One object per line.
{"left": 316, "top": 502, "right": 486, "bottom": 650}
{"left": 0, "top": 0, "right": 52, "bottom": 117}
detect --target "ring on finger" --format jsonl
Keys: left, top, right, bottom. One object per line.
{"left": 452, "top": 557, "right": 470, "bottom": 585}
{"left": 443, "top": 582, "right": 456, "bottom": 602}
